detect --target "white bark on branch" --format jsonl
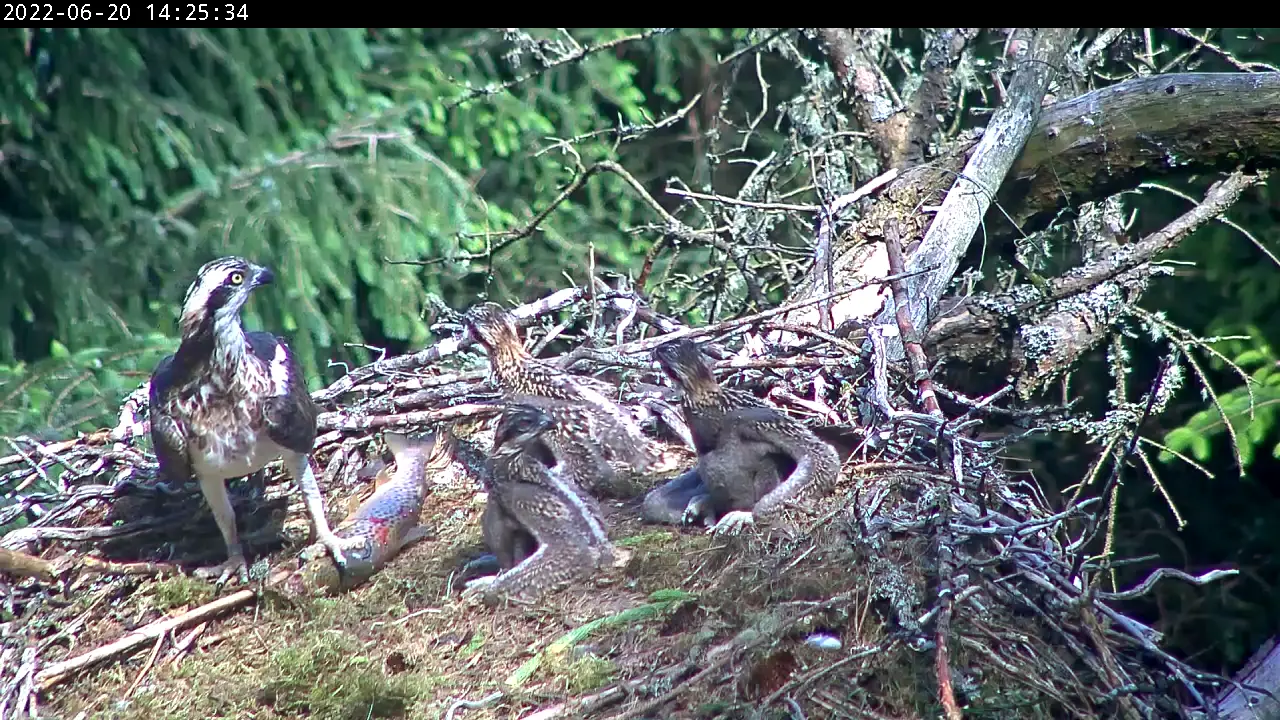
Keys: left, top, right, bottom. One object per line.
{"left": 875, "top": 27, "right": 1077, "bottom": 360}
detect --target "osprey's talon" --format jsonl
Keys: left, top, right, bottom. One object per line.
{"left": 194, "top": 554, "right": 250, "bottom": 586}
{"left": 708, "top": 510, "right": 755, "bottom": 536}
{"left": 317, "top": 533, "right": 364, "bottom": 568}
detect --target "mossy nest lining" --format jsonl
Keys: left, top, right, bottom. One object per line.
{"left": 0, "top": 287, "right": 1234, "bottom": 718}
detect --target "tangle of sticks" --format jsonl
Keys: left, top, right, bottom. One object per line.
{"left": 0, "top": 283, "right": 1249, "bottom": 719}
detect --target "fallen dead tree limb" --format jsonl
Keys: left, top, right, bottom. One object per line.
{"left": 1003, "top": 71, "right": 1280, "bottom": 241}
{"left": 0, "top": 547, "right": 176, "bottom": 582}
{"left": 1216, "top": 635, "right": 1280, "bottom": 719}
{"left": 928, "top": 169, "right": 1268, "bottom": 396}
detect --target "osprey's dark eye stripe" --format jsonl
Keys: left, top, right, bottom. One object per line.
{"left": 208, "top": 285, "right": 233, "bottom": 312}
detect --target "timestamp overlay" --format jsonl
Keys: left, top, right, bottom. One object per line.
{"left": 1, "top": 1, "right": 248, "bottom": 24}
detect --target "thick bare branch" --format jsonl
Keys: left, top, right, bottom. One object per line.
{"left": 819, "top": 28, "right": 974, "bottom": 169}
{"left": 817, "top": 27, "right": 859, "bottom": 88}
{"left": 897, "top": 29, "right": 976, "bottom": 168}
{"left": 1217, "top": 635, "right": 1280, "bottom": 720}
{"left": 997, "top": 71, "right": 1280, "bottom": 243}
{"left": 877, "top": 27, "right": 1077, "bottom": 359}
{"left": 0, "top": 547, "right": 175, "bottom": 582}
{"left": 818, "top": 28, "right": 900, "bottom": 166}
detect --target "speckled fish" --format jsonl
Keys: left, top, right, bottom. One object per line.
{"left": 284, "top": 430, "right": 447, "bottom": 595}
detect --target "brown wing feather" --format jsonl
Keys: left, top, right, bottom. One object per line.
{"left": 247, "top": 332, "right": 318, "bottom": 454}
{"left": 148, "top": 354, "right": 193, "bottom": 483}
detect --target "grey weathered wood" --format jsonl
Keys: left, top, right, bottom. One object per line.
{"left": 1001, "top": 71, "right": 1280, "bottom": 243}
{"left": 1217, "top": 636, "right": 1280, "bottom": 719}
{"left": 874, "top": 27, "right": 1076, "bottom": 359}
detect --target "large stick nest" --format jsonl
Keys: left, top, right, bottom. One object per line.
{"left": 0, "top": 285, "right": 1238, "bottom": 719}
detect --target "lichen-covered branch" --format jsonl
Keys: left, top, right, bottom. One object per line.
{"left": 876, "top": 27, "right": 1077, "bottom": 360}
{"left": 928, "top": 170, "right": 1267, "bottom": 395}
{"left": 999, "top": 71, "right": 1280, "bottom": 243}
{"left": 895, "top": 29, "right": 975, "bottom": 169}
{"left": 818, "top": 28, "right": 895, "bottom": 164}
{"left": 818, "top": 28, "right": 972, "bottom": 170}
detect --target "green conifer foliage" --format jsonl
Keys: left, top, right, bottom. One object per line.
{"left": 0, "top": 28, "right": 742, "bottom": 433}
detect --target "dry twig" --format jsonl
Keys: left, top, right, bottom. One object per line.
{"left": 33, "top": 589, "right": 255, "bottom": 691}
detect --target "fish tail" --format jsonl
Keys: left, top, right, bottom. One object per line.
{"left": 384, "top": 431, "right": 439, "bottom": 461}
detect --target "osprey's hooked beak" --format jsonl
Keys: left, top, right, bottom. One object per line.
{"left": 250, "top": 265, "right": 275, "bottom": 289}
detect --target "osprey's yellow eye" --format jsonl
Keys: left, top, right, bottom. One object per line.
{"left": 229, "top": 272, "right": 245, "bottom": 286}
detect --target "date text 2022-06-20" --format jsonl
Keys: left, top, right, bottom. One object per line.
{"left": 2, "top": 2, "right": 248, "bottom": 23}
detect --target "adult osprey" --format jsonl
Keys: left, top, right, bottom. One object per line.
{"left": 148, "top": 256, "right": 353, "bottom": 584}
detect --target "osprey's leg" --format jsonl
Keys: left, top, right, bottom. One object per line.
{"left": 193, "top": 474, "right": 249, "bottom": 585}
{"left": 282, "top": 451, "right": 361, "bottom": 567}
